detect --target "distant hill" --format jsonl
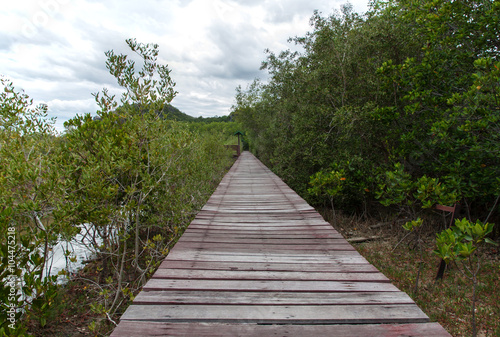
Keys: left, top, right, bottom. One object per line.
{"left": 162, "top": 105, "right": 231, "bottom": 123}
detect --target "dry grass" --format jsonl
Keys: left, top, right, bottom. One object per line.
{"left": 325, "top": 210, "right": 500, "bottom": 337}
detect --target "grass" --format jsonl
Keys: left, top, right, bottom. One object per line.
{"left": 325, "top": 211, "right": 500, "bottom": 337}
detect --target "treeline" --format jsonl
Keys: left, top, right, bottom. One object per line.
{"left": 233, "top": 1, "right": 500, "bottom": 231}
{"left": 0, "top": 39, "right": 236, "bottom": 335}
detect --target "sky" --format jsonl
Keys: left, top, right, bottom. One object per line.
{"left": 1, "top": 0, "right": 369, "bottom": 132}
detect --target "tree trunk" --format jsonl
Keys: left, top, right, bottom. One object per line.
{"left": 110, "top": 231, "right": 127, "bottom": 315}
{"left": 101, "top": 225, "right": 109, "bottom": 282}
{"left": 472, "top": 274, "right": 477, "bottom": 337}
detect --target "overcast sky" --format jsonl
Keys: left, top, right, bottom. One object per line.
{"left": 1, "top": 0, "right": 369, "bottom": 131}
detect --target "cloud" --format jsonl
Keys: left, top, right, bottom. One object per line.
{"left": 46, "top": 97, "right": 98, "bottom": 131}
{"left": 265, "top": 0, "right": 322, "bottom": 23}
{"left": 203, "top": 22, "right": 264, "bottom": 79}
{"left": 1, "top": 0, "right": 369, "bottom": 132}
{"left": 0, "top": 32, "right": 15, "bottom": 51}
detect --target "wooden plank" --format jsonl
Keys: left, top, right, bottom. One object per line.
{"left": 151, "top": 269, "right": 390, "bottom": 282}
{"left": 184, "top": 228, "right": 342, "bottom": 236}
{"left": 171, "top": 242, "right": 357, "bottom": 252}
{"left": 176, "top": 237, "right": 348, "bottom": 245}
{"left": 180, "top": 230, "right": 346, "bottom": 237}
{"left": 159, "top": 260, "right": 380, "bottom": 273}
{"left": 187, "top": 221, "right": 335, "bottom": 227}
{"left": 201, "top": 205, "right": 316, "bottom": 211}
{"left": 133, "top": 290, "right": 414, "bottom": 305}
{"left": 185, "top": 226, "right": 336, "bottom": 232}
{"left": 110, "top": 322, "right": 451, "bottom": 337}
{"left": 119, "top": 304, "right": 430, "bottom": 324}
{"left": 175, "top": 238, "right": 352, "bottom": 246}
{"left": 435, "top": 204, "right": 455, "bottom": 212}
{"left": 189, "top": 218, "right": 330, "bottom": 224}
{"left": 186, "top": 222, "right": 333, "bottom": 227}
{"left": 166, "top": 250, "right": 369, "bottom": 264}
{"left": 192, "top": 216, "right": 325, "bottom": 222}
{"left": 142, "top": 279, "right": 401, "bottom": 293}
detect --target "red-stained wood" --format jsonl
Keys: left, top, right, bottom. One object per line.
{"left": 150, "top": 269, "right": 389, "bottom": 282}
{"left": 142, "top": 278, "right": 400, "bottom": 293}
{"left": 133, "top": 290, "right": 413, "bottom": 306}
{"left": 110, "top": 152, "right": 451, "bottom": 337}
{"left": 111, "top": 322, "right": 450, "bottom": 337}
{"left": 168, "top": 242, "right": 357, "bottom": 252}
{"left": 119, "top": 303, "right": 430, "bottom": 324}
{"left": 178, "top": 236, "right": 347, "bottom": 243}
{"left": 159, "top": 260, "right": 380, "bottom": 273}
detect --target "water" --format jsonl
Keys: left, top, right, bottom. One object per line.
{"left": 43, "top": 223, "right": 102, "bottom": 283}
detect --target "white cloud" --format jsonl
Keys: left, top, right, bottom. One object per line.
{"left": 46, "top": 97, "right": 97, "bottom": 130}
{"left": 1, "top": 0, "right": 369, "bottom": 132}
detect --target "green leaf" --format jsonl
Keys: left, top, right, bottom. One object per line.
{"left": 485, "top": 238, "right": 498, "bottom": 246}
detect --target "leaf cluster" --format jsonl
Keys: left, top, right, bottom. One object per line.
{"left": 435, "top": 219, "right": 497, "bottom": 263}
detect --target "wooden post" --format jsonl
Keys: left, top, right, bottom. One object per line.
{"left": 237, "top": 134, "right": 241, "bottom": 156}
{"left": 234, "top": 131, "right": 243, "bottom": 156}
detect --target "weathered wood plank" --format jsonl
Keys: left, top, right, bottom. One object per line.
{"left": 166, "top": 250, "right": 370, "bottom": 264}
{"left": 171, "top": 242, "right": 357, "bottom": 252}
{"left": 174, "top": 235, "right": 346, "bottom": 246}
{"left": 110, "top": 322, "right": 451, "bottom": 337}
{"left": 142, "top": 279, "right": 401, "bottom": 292}
{"left": 185, "top": 227, "right": 336, "bottom": 234}
{"left": 187, "top": 222, "right": 333, "bottom": 229}
{"left": 189, "top": 219, "right": 331, "bottom": 224}
{"left": 151, "top": 269, "right": 390, "bottom": 282}
{"left": 133, "top": 290, "right": 413, "bottom": 305}
{"left": 119, "top": 304, "right": 430, "bottom": 324}
{"left": 180, "top": 232, "right": 343, "bottom": 239}
{"left": 159, "top": 260, "right": 379, "bottom": 273}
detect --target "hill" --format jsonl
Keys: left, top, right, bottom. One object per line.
{"left": 162, "top": 105, "right": 231, "bottom": 123}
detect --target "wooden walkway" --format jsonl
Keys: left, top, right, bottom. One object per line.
{"left": 111, "top": 152, "right": 450, "bottom": 336}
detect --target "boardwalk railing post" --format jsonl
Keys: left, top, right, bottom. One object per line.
{"left": 234, "top": 131, "right": 243, "bottom": 156}
{"left": 435, "top": 203, "right": 460, "bottom": 281}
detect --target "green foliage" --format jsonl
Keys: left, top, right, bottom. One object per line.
{"left": 377, "top": 163, "right": 414, "bottom": 207}
{"left": 402, "top": 217, "right": 423, "bottom": 232}
{"left": 233, "top": 3, "right": 423, "bottom": 210}
{"left": 375, "top": 0, "right": 500, "bottom": 213}
{"left": 377, "top": 163, "right": 458, "bottom": 216}
{"left": 97, "top": 38, "right": 177, "bottom": 111}
{"left": 435, "top": 219, "right": 497, "bottom": 263}
{"left": 0, "top": 76, "right": 65, "bottom": 336}
{"left": 233, "top": 1, "right": 499, "bottom": 224}
{"left": 414, "top": 176, "right": 458, "bottom": 209}
{"left": 308, "top": 170, "right": 345, "bottom": 199}
{"left": 62, "top": 39, "right": 234, "bottom": 323}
